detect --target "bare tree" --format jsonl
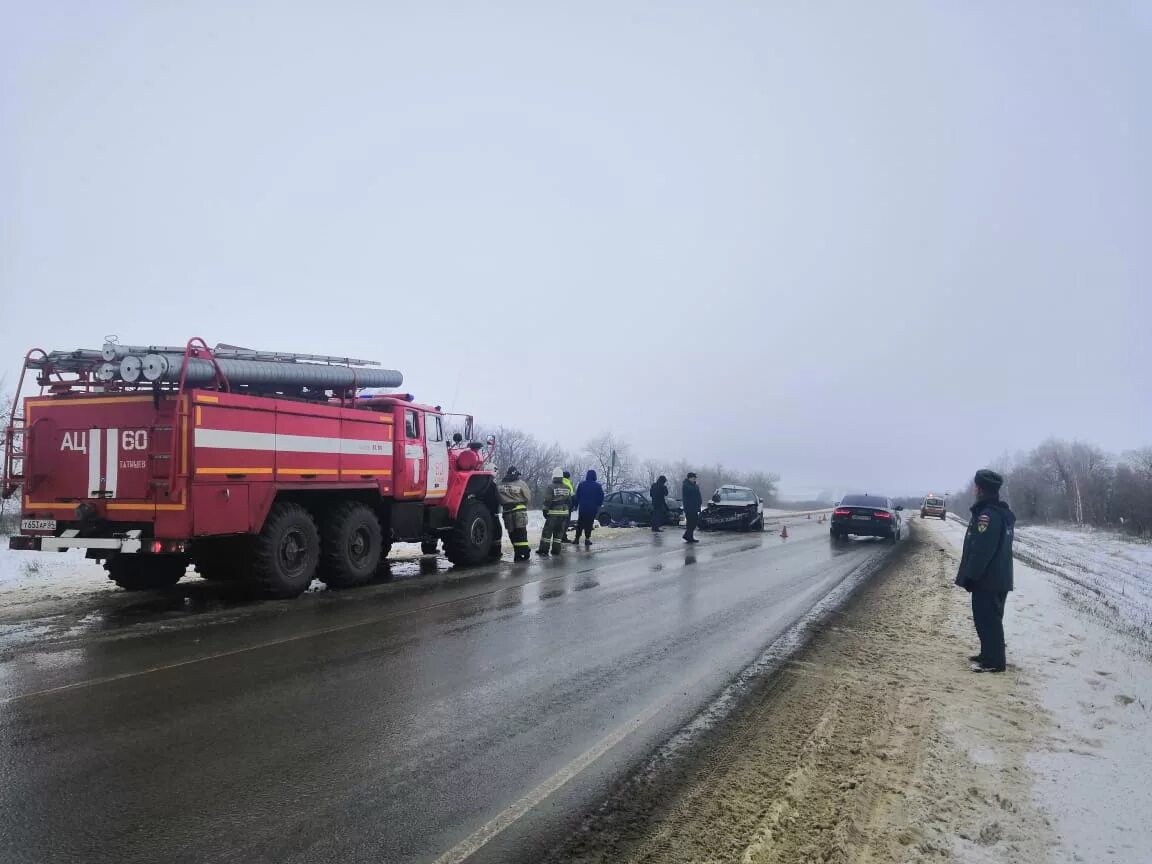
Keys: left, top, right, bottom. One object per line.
{"left": 583, "top": 431, "right": 633, "bottom": 493}
{"left": 638, "top": 459, "right": 665, "bottom": 490}
{"left": 0, "top": 379, "right": 14, "bottom": 521}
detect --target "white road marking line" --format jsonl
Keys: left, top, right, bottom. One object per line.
{"left": 431, "top": 698, "right": 668, "bottom": 864}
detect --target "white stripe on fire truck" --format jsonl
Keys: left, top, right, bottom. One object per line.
{"left": 193, "top": 428, "right": 393, "bottom": 456}
{"left": 88, "top": 429, "right": 101, "bottom": 496}
{"left": 106, "top": 427, "right": 119, "bottom": 498}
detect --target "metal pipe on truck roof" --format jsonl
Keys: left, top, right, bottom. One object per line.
{"left": 140, "top": 354, "right": 403, "bottom": 389}
{"left": 102, "top": 342, "right": 189, "bottom": 362}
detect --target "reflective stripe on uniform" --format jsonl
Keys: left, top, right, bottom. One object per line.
{"left": 512, "top": 541, "right": 530, "bottom": 548}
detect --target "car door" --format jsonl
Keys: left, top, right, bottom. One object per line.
{"left": 624, "top": 492, "right": 646, "bottom": 522}
{"left": 604, "top": 492, "right": 623, "bottom": 521}
{"left": 424, "top": 413, "right": 448, "bottom": 500}
{"left": 397, "top": 408, "right": 426, "bottom": 500}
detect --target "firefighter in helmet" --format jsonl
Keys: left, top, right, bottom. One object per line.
{"left": 561, "top": 470, "right": 576, "bottom": 542}
{"left": 496, "top": 466, "right": 532, "bottom": 562}
{"left": 539, "top": 467, "right": 573, "bottom": 556}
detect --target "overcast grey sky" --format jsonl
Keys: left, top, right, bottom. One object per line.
{"left": 2, "top": 2, "right": 1148, "bottom": 497}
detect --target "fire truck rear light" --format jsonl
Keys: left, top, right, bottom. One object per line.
{"left": 149, "top": 539, "right": 187, "bottom": 554}
{"left": 9, "top": 535, "right": 38, "bottom": 551}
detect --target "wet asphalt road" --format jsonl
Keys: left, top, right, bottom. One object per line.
{"left": 0, "top": 519, "right": 895, "bottom": 864}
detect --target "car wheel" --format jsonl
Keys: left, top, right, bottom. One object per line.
{"left": 598, "top": 511, "right": 613, "bottom": 527}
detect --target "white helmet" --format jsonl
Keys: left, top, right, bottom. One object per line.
{"left": 552, "top": 467, "right": 564, "bottom": 480}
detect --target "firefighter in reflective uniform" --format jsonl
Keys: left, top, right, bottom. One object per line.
{"left": 539, "top": 468, "right": 573, "bottom": 556}
{"left": 496, "top": 466, "right": 533, "bottom": 562}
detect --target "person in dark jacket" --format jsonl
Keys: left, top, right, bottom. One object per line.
{"left": 572, "top": 469, "right": 605, "bottom": 547}
{"left": 649, "top": 475, "right": 670, "bottom": 533}
{"left": 955, "top": 468, "right": 1016, "bottom": 673}
{"left": 681, "top": 472, "right": 703, "bottom": 543}
{"left": 561, "top": 470, "right": 576, "bottom": 542}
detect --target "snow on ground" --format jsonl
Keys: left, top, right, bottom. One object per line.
{"left": 938, "top": 517, "right": 1152, "bottom": 863}
{"left": 0, "top": 542, "right": 115, "bottom": 602}
{"left": 1013, "top": 525, "right": 1152, "bottom": 646}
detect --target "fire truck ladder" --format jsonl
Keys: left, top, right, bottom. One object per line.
{"left": 163, "top": 338, "right": 231, "bottom": 502}
{"left": 2, "top": 349, "right": 48, "bottom": 500}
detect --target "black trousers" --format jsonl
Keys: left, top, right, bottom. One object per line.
{"left": 683, "top": 511, "right": 699, "bottom": 540}
{"left": 971, "top": 590, "right": 1008, "bottom": 668}
{"left": 651, "top": 506, "right": 665, "bottom": 531}
{"left": 574, "top": 512, "right": 596, "bottom": 543}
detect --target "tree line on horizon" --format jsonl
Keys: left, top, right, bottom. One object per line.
{"left": 480, "top": 426, "right": 781, "bottom": 508}
{"left": 944, "top": 439, "right": 1152, "bottom": 537}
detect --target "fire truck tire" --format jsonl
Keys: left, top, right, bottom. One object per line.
{"left": 104, "top": 555, "right": 188, "bottom": 591}
{"left": 252, "top": 502, "right": 321, "bottom": 598}
{"left": 319, "top": 502, "right": 383, "bottom": 588}
{"left": 443, "top": 499, "right": 495, "bottom": 567}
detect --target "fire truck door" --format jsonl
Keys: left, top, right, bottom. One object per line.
{"left": 425, "top": 414, "right": 449, "bottom": 500}
{"left": 398, "top": 408, "right": 426, "bottom": 500}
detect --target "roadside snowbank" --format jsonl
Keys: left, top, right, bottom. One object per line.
{"left": 939, "top": 518, "right": 1152, "bottom": 863}
{"left": 1013, "top": 525, "right": 1152, "bottom": 646}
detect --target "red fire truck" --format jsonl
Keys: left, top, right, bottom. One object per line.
{"left": 3, "top": 339, "right": 503, "bottom": 598}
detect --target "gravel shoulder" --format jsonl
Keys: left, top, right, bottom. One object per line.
{"left": 549, "top": 519, "right": 1057, "bottom": 863}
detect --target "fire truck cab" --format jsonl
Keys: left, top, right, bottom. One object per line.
{"left": 3, "top": 340, "right": 502, "bottom": 598}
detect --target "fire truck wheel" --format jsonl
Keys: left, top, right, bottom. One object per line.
{"left": 319, "top": 502, "right": 383, "bottom": 588}
{"left": 443, "top": 499, "right": 495, "bottom": 567}
{"left": 253, "top": 502, "right": 321, "bottom": 598}
{"left": 104, "top": 555, "right": 188, "bottom": 591}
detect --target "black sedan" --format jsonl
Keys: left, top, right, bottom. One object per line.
{"left": 699, "top": 485, "right": 766, "bottom": 531}
{"left": 595, "top": 491, "right": 683, "bottom": 527}
{"left": 830, "top": 494, "right": 904, "bottom": 541}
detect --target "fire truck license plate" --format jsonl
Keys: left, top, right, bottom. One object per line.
{"left": 20, "top": 519, "right": 56, "bottom": 532}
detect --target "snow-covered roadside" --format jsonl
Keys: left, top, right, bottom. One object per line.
{"left": 938, "top": 518, "right": 1152, "bottom": 863}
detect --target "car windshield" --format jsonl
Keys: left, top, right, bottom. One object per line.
{"left": 841, "top": 494, "right": 888, "bottom": 508}
{"left": 715, "top": 487, "right": 756, "bottom": 503}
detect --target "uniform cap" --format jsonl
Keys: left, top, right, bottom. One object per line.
{"left": 974, "top": 468, "right": 1004, "bottom": 491}
{"left": 552, "top": 467, "right": 564, "bottom": 480}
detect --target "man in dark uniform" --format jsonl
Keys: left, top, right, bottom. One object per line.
{"left": 681, "top": 472, "right": 702, "bottom": 544}
{"left": 955, "top": 469, "right": 1016, "bottom": 673}
{"left": 650, "top": 475, "right": 669, "bottom": 533}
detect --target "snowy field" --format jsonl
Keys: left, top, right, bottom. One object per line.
{"left": 938, "top": 518, "right": 1152, "bottom": 863}
{"left": 1013, "top": 525, "right": 1152, "bottom": 647}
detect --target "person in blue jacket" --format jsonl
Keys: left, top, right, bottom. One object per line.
{"left": 572, "top": 470, "right": 605, "bottom": 547}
